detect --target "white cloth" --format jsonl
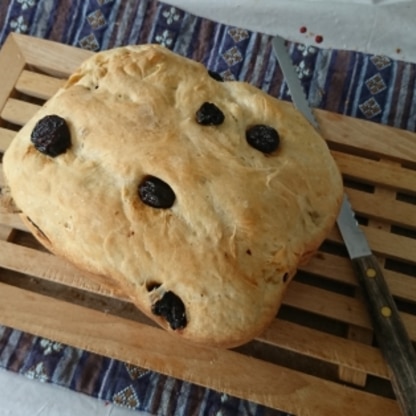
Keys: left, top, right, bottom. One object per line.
{"left": 164, "top": 0, "right": 416, "bottom": 63}
{"left": 0, "top": 368, "right": 152, "bottom": 416}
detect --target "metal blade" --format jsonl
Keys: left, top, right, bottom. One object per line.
{"left": 336, "top": 195, "right": 372, "bottom": 259}
{"left": 272, "top": 37, "right": 371, "bottom": 259}
{"left": 271, "top": 36, "right": 318, "bottom": 129}
{"left": 272, "top": 36, "right": 372, "bottom": 258}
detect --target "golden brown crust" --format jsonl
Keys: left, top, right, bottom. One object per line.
{"left": 3, "top": 45, "right": 343, "bottom": 347}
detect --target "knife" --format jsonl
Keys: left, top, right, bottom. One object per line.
{"left": 337, "top": 195, "right": 416, "bottom": 415}
{"left": 272, "top": 35, "right": 416, "bottom": 416}
{"left": 272, "top": 36, "right": 318, "bottom": 129}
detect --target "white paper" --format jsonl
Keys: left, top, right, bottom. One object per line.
{"left": 163, "top": 0, "right": 416, "bottom": 62}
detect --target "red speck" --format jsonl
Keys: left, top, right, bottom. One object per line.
{"left": 300, "top": 26, "right": 307, "bottom": 34}
{"left": 315, "top": 35, "right": 324, "bottom": 44}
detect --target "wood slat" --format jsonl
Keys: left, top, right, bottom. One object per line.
{"left": 15, "top": 70, "right": 65, "bottom": 100}
{"left": 1, "top": 98, "right": 40, "bottom": 126}
{"left": 333, "top": 151, "right": 416, "bottom": 194}
{"left": 0, "top": 224, "right": 13, "bottom": 241}
{"left": 260, "top": 319, "right": 389, "bottom": 379}
{"left": 3, "top": 213, "right": 413, "bottom": 303}
{"left": 0, "top": 237, "right": 391, "bottom": 381}
{"left": 1, "top": 238, "right": 415, "bottom": 342}
{"left": 346, "top": 187, "right": 416, "bottom": 230}
{"left": 328, "top": 224, "right": 416, "bottom": 263}
{"left": 0, "top": 256, "right": 391, "bottom": 384}
{"left": 11, "top": 33, "right": 92, "bottom": 78}
{"left": 0, "top": 240, "right": 377, "bottom": 329}
{"left": 0, "top": 239, "right": 125, "bottom": 300}
{"left": 286, "top": 282, "right": 416, "bottom": 340}
{"left": 360, "top": 226, "right": 416, "bottom": 264}
{"left": 0, "top": 281, "right": 400, "bottom": 416}
{"left": 381, "top": 270, "right": 416, "bottom": 303}
{"left": 0, "top": 238, "right": 392, "bottom": 383}
{"left": 0, "top": 213, "right": 27, "bottom": 232}
{"left": 302, "top": 252, "right": 416, "bottom": 303}
{"left": 0, "top": 128, "right": 15, "bottom": 152}
{"left": 318, "top": 109, "right": 416, "bottom": 164}
{"left": 301, "top": 251, "right": 356, "bottom": 284}
{"left": 285, "top": 281, "right": 371, "bottom": 327}
{"left": 0, "top": 34, "right": 26, "bottom": 114}
{"left": 3, "top": 212, "right": 412, "bottom": 306}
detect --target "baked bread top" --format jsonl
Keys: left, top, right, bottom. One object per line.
{"left": 3, "top": 44, "right": 343, "bottom": 348}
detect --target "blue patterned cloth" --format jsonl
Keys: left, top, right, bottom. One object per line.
{"left": 1, "top": 0, "right": 415, "bottom": 129}
{"left": 0, "top": 1, "right": 415, "bottom": 415}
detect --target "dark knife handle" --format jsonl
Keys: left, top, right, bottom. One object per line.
{"left": 353, "top": 254, "right": 416, "bottom": 416}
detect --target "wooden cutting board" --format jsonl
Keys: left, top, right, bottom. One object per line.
{"left": 1, "top": 33, "right": 415, "bottom": 416}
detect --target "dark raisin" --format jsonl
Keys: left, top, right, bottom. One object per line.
{"left": 246, "top": 124, "right": 280, "bottom": 153}
{"left": 30, "top": 115, "right": 71, "bottom": 157}
{"left": 152, "top": 291, "right": 187, "bottom": 330}
{"left": 196, "top": 102, "right": 225, "bottom": 125}
{"left": 138, "top": 176, "right": 175, "bottom": 209}
{"left": 208, "top": 70, "right": 224, "bottom": 82}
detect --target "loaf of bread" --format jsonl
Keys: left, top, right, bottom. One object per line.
{"left": 3, "top": 44, "right": 343, "bottom": 347}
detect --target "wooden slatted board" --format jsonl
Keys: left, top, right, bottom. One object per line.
{"left": 1, "top": 33, "right": 415, "bottom": 416}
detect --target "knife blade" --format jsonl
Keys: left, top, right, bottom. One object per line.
{"left": 271, "top": 35, "right": 416, "bottom": 416}
{"left": 271, "top": 36, "right": 318, "bottom": 129}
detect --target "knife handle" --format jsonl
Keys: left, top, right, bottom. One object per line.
{"left": 352, "top": 254, "right": 416, "bottom": 416}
